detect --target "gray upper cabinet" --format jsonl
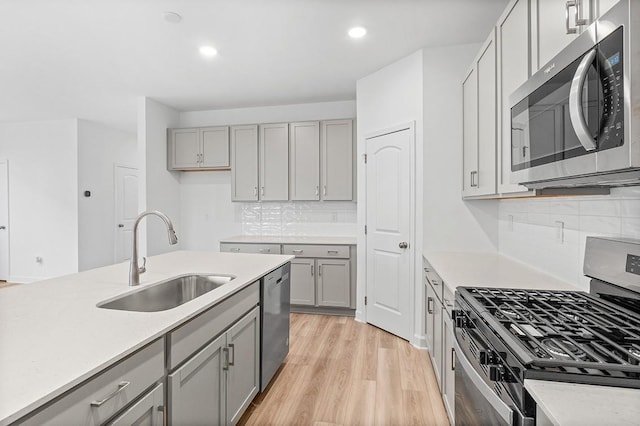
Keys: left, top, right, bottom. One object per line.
{"left": 259, "top": 123, "right": 289, "bottom": 201}
{"left": 289, "top": 121, "right": 320, "bottom": 201}
{"left": 321, "top": 119, "right": 354, "bottom": 201}
{"left": 168, "top": 126, "right": 229, "bottom": 170}
{"left": 496, "top": 0, "right": 532, "bottom": 195}
{"left": 462, "top": 29, "right": 497, "bottom": 198}
{"left": 231, "top": 125, "right": 259, "bottom": 201}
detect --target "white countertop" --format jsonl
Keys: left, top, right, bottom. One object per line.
{"left": 0, "top": 251, "right": 293, "bottom": 425}
{"left": 220, "top": 235, "right": 357, "bottom": 245}
{"left": 423, "top": 251, "right": 639, "bottom": 424}
{"left": 423, "top": 251, "right": 577, "bottom": 291}
{"left": 525, "top": 380, "right": 640, "bottom": 425}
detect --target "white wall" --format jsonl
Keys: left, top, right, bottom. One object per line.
{"left": 138, "top": 98, "right": 182, "bottom": 256}
{"left": 498, "top": 186, "right": 640, "bottom": 290}
{"left": 0, "top": 119, "right": 79, "bottom": 282}
{"left": 356, "top": 50, "right": 424, "bottom": 344}
{"left": 422, "top": 44, "right": 499, "bottom": 253}
{"left": 77, "top": 120, "right": 136, "bottom": 271}
{"left": 177, "top": 101, "right": 358, "bottom": 251}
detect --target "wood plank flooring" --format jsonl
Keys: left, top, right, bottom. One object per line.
{"left": 240, "top": 313, "right": 450, "bottom": 426}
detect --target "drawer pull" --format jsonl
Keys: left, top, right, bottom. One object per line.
{"left": 259, "top": 248, "right": 271, "bottom": 253}
{"left": 230, "top": 248, "right": 240, "bottom": 252}
{"left": 427, "top": 297, "right": 434, "bottom": 314}
{"left": 223, "top": 347, "right": 229, "bottom": 371}
{"left": 432, "top": 279, "right": 439, "bottom": 286}
{"left": 90, "top": 381, "right": 130, "bottom": 407}
{"left": 327, "top": 250, "right": 339, "bottom": 255}
{"left": 228, "top": 343, "right": 235, "bottom": 366}
{"left": 444, "top": 298, "right": 453, "bottom": 308}
{"left": 451, "top": 348, "right": 456, "bottom": 371}
{"left": 292, "top": 249, "right": 304, "bottom": 254}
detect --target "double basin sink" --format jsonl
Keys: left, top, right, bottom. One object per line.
{"left": 98, "top": 274, "right": 235, "bottom": 312}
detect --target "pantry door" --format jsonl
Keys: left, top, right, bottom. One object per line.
{"left": 114, "top": 165, "right": 139, "bottom": 263}
{"left": 0, "top": 160, "right": 8, "bottom": 281}
{"left": 365, "top": 124, "right": 414, "bottom": 341}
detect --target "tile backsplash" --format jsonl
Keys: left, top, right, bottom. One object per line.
{"left": 498, "top": 186, "right": 640, "bottom": 290}
{"left": 239, "top": 201, "right": 357, "bottom": 236}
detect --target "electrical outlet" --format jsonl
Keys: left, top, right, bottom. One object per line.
{"left": 555, "top": 221, "right": 564, "bottom": 244}
{"left": 35, "top": 256, "right": 43, "bottom": 263}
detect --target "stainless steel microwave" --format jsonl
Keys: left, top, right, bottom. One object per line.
{"left": 509, "top": 0, "right": 640, "bottom": 189}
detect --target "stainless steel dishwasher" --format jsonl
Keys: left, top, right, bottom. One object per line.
{"left": 260, "top": 262, "right": 290, "bottom": 391}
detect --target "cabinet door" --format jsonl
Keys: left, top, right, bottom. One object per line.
{"left": 226, "top": 307, "right": 260, "bottom": 425}
{"left": 316, "top": 259, "right": 350, "bottom": 308}
{"left": 170, "top": 128, "right": 200, "bottom": 169}
{"left": 231, "top": 125, "right": 259, "bottom": 201}
{"left": 259, "top": 123, "right": 289, "bottom": 201}
{"left": 289, "top": 121, "right": 320, "bottom": 200}
{"left": 200, "top": 126, "right": 230, "bottom": 168}
{"left": 497, "top": 0, "right": 532, "bottom": 195}
{"left": 476, "top": 30, "right": 497, "bottom": 196}
{"left": 431, "top": 298, "right": 443, "bottom": 390}
{"left": 531, "top": 0, "right": 589, "bottom": 71}
{"left": 442, "top": 311, "right": 455, "bottom": 424}
{"left": 321, "top": 119, "right": 353, "bottom": 201}
{"left": 106, "top": 383, "right": 164, "bottom": 426}
{"left": 462, "top": 67, "right": 478, "bottom": 197}
{"left": 168, "top": 333, "right": 226, "bottom": 426}
{"left": 290, "top": 258, "right": 315, "bottom": 305}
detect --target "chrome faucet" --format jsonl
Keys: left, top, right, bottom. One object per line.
{"left": 129, "top": 210, "right": 178, "bottom": 286}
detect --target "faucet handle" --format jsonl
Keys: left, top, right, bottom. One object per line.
{"left": 138, "top": 257, "right": 147, "bottom": 274}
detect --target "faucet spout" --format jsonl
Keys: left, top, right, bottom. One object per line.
{"left": 129, "top": 210, "right": 178, "bottom": 286}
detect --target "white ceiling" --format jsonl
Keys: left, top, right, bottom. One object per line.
{"left": 1, "top": 0, "right": 509, "bottom": 132}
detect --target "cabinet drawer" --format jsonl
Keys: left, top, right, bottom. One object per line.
{"left": 220, "top": 243, "right": 281, "bottom": 254}
{"left": 282, "top": 244, "right": 349, "bottom": 258}
{"left": 167, "top": 282, "right": 259, "bottom": 370}
{"left": 19, "top": 339, "right": 164, "bottom": 426}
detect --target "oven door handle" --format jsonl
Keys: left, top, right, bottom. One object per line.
{"left": 453, "top": 335, "right": 514, "bottom": 425}
{"left": 569, "top": 48, "right": 598, "bottom": 152}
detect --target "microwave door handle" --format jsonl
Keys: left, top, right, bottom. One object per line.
{"left": 569, "top": 48, "right": 598, "bottom": 152}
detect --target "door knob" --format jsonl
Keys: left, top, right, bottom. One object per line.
{"left": 0, "top": 226, "right": 5, "bottom": 230}
{"left": 399, "top": 242, "right": 408, "bottom": 249}
{"left": 118, "top": 224, "right": 124, "bottom": 228}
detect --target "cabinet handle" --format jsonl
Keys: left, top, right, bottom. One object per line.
{"left": 223, "top": 347, "right": 229, "bottom": 371}
{"left": 259, "top": 248, "right": 270, "bottom": 253}
{"left": 444, "top": 298, "right": 454, "bottom": 308}
{"left": 451, "top": 348, "right": 456, "bottom": 371}
{"left": 318, "top": 265, "right": 322, "bottom": 276}
{"left": 323, "top": 185, "right": 327, "bottom": 196}
{"left": 522, "top": 145, "right": 528, "bottom": 158}
{"left": 254, "top": 187, "right": 258, "bottom": 197}
{"left": 315, "top": 186, "right": 319, "bottom": 196}
{"left": 230, "top": 248, "right": 240, "bottom": 252}
{"left": 432, "top": 279, "right": 439, "bottom": 286}
{"left": 261, "top": 186, "right": 265, "bottom": 196}
{"left": 327, "top": 250, "right": 339, "bottom": 255}
{"left": 157, "top": 405, "right": 165, "bottom": 426}
{"left": 311, "top": 265, "right": 314, "bottom": 276}
{"left": 292, "top": 249, "right": 304, "bottom": 254}
{"left": 424, "top": 267, "right": 430, "bottom": 273}
{"left": 90, "top": 381, "right": 130, "bottom": 407}
{"left": 470, "top": 170, "right": 478, "bottom": 187}
{"left": 228, "top": 343, "right": 235, "bottom": 366}
{"left": 427, "top": 296, "right": 434, "bottom": 314}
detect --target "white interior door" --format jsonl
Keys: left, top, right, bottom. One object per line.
{"left": 115, "top": 165, "right": 139, "bottom": 263}
{"left": 365, "top": 126, "right": 413, "bottom": 340}
{"left": 0, "top": 160, "right": 9, "bottom": 281}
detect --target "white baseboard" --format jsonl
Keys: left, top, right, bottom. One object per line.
{"left": 411, "top": 333, "right": 428, "bottom": 349}
{"left": 8, "top": 275, "right": 43, "bottom": 284}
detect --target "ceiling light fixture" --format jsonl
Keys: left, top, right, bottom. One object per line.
{"left": 162, "top": 11, "right": 182, "bottom": 24}
{"left": 348, "top": 27, "right": 367, "bottom": 39}
{"left": 199, "top": 46, "right": 218, "bottom": 58}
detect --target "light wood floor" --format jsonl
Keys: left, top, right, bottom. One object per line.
{"left": 240, "top": 313, "right": 450, "bottom": 426}
{"left": 0, "top": 281, "right": 18, "bottom": 289}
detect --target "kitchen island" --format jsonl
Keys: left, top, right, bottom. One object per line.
{"left": 0, "top": 250, "right": 293, "bottom": 425}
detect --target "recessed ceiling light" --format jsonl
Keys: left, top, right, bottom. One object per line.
{"left": 348, "top": 27, "right": 367, "bottom": 39}
{"left": 199, "top": 46, "right": 218, "bottom": 58}
{"left": 163, "top": 11, "right": 182, "bottom": 23}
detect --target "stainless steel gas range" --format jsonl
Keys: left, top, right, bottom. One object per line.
{"left": 453, "top": 237, "right": 640, "bottom": 425}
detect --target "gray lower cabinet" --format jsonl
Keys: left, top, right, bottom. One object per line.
{"left": 168, "top": 306, "right": 260, "bottom": 426}
{"left": 106, "top": 383, "right": 164, "bottom": 426}
{"left": 316, "top": 259, "right": 350, "bottom": 308}
{"left": 290, "top": 258, "right": 315, "bottom": 305}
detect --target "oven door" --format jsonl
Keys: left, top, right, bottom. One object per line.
{"left": 453, "top": 336, "right": 514, "bottom": 426}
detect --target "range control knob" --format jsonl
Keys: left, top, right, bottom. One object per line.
{"left": 479, "top": 349, "right": 497, "bottom": 365}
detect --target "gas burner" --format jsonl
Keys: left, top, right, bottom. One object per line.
{"left": 541, "top": 338, "right": 587, "bottom": 360}
{"left": 496, "top": 303, "right": 521, "bottom": 320}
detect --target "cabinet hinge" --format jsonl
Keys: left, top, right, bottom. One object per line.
{"left": 365, "top": 296, "right": 368, "bottom": 306}
{"left": 364, "top": 153, "right": 368, "bottom": 164}
{"left": 364, "top": 225, "right": 367, "bottom": 235}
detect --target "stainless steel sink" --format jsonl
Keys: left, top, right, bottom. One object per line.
{"left": 98, "top": 274, "right": 235, "bottom": 312}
